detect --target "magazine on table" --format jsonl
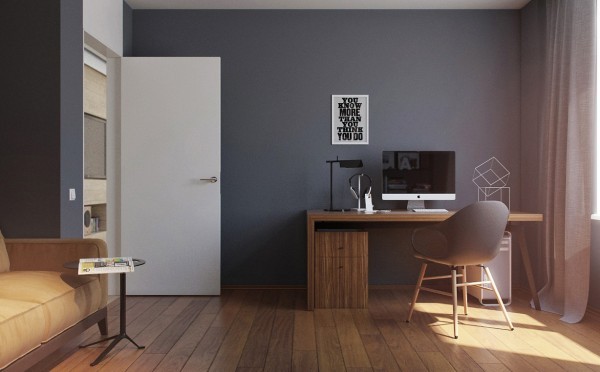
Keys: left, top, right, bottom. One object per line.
{"left": 78, "top": 257, "right": 135, "bottom": 275}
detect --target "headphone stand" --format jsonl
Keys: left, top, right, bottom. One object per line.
{"left": 349, "top": 173, "right": 372, "bottom": 211}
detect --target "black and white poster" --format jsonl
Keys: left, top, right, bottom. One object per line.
{"left": 331, "top": 95, "right": 369, "bottom": 145}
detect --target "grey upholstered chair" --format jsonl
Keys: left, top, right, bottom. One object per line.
{"left": 406, "top": 201, "right": 514, "bottom": 339}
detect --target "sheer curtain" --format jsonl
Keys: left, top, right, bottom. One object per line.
{"left": 522, "top": 0, "right": 595, "bottom": 323}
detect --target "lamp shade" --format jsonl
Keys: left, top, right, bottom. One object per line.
{"left": 339, "top": 160, "right": 363, "bottom": 168}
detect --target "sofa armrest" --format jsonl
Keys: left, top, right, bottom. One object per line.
{"left": 5, "top": 238, "right": 109, "bottom": 306}
{"left": 5, "top": 238, "right": 108, "bottom": 271}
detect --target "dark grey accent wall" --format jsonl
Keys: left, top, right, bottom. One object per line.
{"left": 132, "top": 10, "right": 521, "bottom": 285}
{"left": 0, "top": 1, "right": 83, "bottom": 238}
{"left": 1, "top": 2, "right": 62, "bottom": 238}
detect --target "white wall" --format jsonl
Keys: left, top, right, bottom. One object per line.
{"left": 105, "top": 58, "right": 121, "bottom": 296}
{"left": 83, "top": 0, "right": 123, "bottom": 56}
{"left": 82, "top": 0, "right": 124, "bottom": 293}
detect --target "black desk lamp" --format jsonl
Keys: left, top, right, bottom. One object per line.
{"left": 326, "top": 157, "right": 364, "bottom": 211}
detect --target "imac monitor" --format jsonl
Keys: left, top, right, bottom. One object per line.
{"left": 382, "top": 151, "right": 455, "bottom": 205}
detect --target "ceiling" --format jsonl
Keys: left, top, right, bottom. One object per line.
{"left": 125, "top": 0, "right": 531, "bottom": 10}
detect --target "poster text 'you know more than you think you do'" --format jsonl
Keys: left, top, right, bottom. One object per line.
{"left": 332, "top": 95, "right": 369, "bottom": 145}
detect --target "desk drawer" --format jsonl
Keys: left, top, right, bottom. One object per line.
{"left": 315, "top": 256, "right": 368, "bottom": 308}
{"left": 315, "top": 231, "right": 367, "bottom": 258}
{"left": 314, "top": 231, "right": 368, "bottom": 308}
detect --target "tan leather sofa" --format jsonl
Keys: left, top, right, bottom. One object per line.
{"left": 0, "top": 232, "right": 108, "bottom": 371}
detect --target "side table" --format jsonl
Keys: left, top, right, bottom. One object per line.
{"left": 64, "top": 258, "right": 146, "bottom": 366}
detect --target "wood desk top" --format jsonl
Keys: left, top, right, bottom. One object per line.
{"left": 307, "top": 210, "right": 543, "bottom": 223}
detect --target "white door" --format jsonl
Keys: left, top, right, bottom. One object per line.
{"left": 120, "top": 57, "right": 220, "bottom": 295}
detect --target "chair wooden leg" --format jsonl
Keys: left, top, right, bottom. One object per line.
{"left": 407, "top": 262, "right": 427, "bottom": 323}
{"left": 451, "top": 267, "right": 458, "bottom": 339}
{"left": 484, "top": 266, "right": 514, "bottom": 331}
{"left": 461, "top": 265, "right": 468, "bottom": 315}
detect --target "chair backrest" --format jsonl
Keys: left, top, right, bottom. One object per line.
{"left": 435, "top": 201, "right": 509, "bottom": 266}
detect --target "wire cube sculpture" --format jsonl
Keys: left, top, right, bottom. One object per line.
{"left": 473, "top": 157, "right": 510, "bottom": 209}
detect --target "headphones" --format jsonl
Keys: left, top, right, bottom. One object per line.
{"left": 349, "top": 173, "right": 372, "bottom": 199}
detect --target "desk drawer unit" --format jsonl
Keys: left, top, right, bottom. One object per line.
{"left": 315, "top": 231, "right": 368, "bottom": 308}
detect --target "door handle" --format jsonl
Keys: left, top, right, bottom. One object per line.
{"left": 200, "top": 176, "right": 218, "bottom": 183}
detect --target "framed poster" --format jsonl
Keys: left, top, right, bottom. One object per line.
{"left": 331, "top": 95, "right": 369, "bottom": 145}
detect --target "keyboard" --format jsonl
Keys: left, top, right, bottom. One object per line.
{"left": 412, "top": 208, "right": 448, "bottom": 213}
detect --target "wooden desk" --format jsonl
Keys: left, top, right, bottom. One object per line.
{"left": 306, "top": 210, "right": 543, "bottom": 311}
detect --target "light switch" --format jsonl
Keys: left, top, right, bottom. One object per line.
{"left": 69, "top": 188, "right": 76, "bottom": 201}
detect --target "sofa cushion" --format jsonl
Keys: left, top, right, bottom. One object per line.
{"left": 0, "top": 230, "right": 9, "bottom": 272}
{"left": 0, "top": 298, "right": 46, "bottom": 369}
{"left": 0, "top": 271, "right": 102, "bottom": 342}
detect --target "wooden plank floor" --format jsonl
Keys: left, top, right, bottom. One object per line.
{"left": 42, "top": 288, "right": 600, "bottom": 371}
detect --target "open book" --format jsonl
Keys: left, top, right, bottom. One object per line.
{"left": 78, "top": 257, "right": 135, "bottom": 275}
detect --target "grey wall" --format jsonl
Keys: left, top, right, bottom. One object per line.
{"left": 0, "top": 1, "right": 84, "bottom": 238}
{"left": 60, "top": 0, "right": 84, "bottom": 238}
{"left": 519, "top": 0, "right": 545, "bottom": 289}
{"left": 123, "top": 1, "right": 133, "bottom": 56}
{"left": 131, "top": 10, "right": 522, "bottom": 285}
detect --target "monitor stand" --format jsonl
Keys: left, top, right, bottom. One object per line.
{"left": 407, "top": 200, "right": 425, "bottom": 210}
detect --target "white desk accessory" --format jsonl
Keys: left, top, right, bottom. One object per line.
{"left": 365, "top": 192, "right": 374, "bottom": 212}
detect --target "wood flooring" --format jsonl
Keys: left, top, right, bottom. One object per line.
{"left": 40, "top": 288, "right": 600, "bottom": 371}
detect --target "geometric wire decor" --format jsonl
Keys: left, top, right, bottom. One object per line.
{"left": 473, "top": 157, "right": 511, "bottom": 209}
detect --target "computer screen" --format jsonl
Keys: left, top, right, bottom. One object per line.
{"left": 382, "top": 151, "right": 456, "bottom": 201}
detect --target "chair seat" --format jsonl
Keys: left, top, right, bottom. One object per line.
{"left": 413, "top": 252, "right": 495, "bottom": 267}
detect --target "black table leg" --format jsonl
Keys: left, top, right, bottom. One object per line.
{"left": 81, "top": 272, "right": 144, "bottom": 366}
